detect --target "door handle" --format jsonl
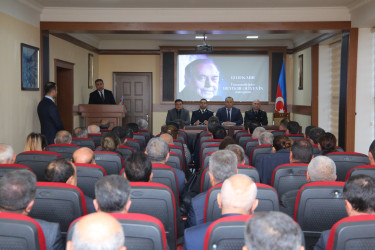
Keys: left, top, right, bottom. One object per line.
{"left": 146, "top": 114, "right": 149, "bottom": 122}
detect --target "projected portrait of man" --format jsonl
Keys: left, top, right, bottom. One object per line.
{"left": 180, "top": 59, "right": 221, "bottom": 101}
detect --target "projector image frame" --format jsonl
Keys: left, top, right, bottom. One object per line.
{"left": 195, "top": 44, "right": 213, "bottom": 52}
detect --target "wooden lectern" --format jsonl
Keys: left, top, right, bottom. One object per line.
{"left": 78, "top": 104, "right": 126, "bottom": 129}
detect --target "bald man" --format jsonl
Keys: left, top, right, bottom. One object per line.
{"left": 184, "top": 174, "right": 258, "bottom": 250}
{"left": 160, "top": 133, "right": 174, "bottom": 145}
{"left": 72, "top": 147, "right": 95, "bottom": 164}
{"left": 67, "top": 212, "right": 126, "bottom": 250}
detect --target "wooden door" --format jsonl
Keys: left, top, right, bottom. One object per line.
{"left": 55, "top": 59, "right": 74, "bottom": 133}
{"left": 113, "top": 73, "right": 152, "bottom": 130}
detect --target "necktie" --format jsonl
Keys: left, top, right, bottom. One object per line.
{"left": 100, "top": 91, "right": 104, "bottom": 102}
{"left": 227, "top": 109, "right": 231, "bottom": 121}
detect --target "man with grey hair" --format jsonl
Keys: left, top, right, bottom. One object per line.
{"left": 54, "top": 130, "right": 72, "bottom": 144}
{"left": 252, "top": 126, "right": 266, "bottom": 140}
{"left": 244, "top": 99, "right": 268, "bottom": 126}
{"left": 184, "top": 174, "right": 258, "bottom": 250}
{"left": 94, "top": 175, "right": 131, "bottom": 213}
{"left": 280, "top": 155, "right": 336, "bottom": 217}
{"left": 87, "top": 124, "right": 100, "bottom": 134}
{"left": 67, "top": 212, "right": 125, "bottom": 250}
{"left": 225, "top": 144, "right": 246, "bottom": 165}
{"left": 0, "top": 143, "right": 16, "bottom": 164}
{"left": 258, "top": 131, "right": 274, "bottom": 145}
{"left": 244, "top": 211, "right": 303, "bottom": 250}
{"left": 186, "top": 150, "right": 238, "bottom": 228}
{"left": 136, "top": 119, "right": 148, "bottom": 130}
{"left": 72, "top": 127, "right": 88, "bottom": 138}
{"left": 0, "top": 170, "right": 64, "bottom": 250}
{"left": 160, "top": 133, "right": 174, "bottom": 145}
{"left": 145, "top": 137, "right": 185, "bottom": 194}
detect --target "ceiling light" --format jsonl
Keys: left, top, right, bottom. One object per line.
{"left": 246, "top": 36, "right": 259, "bottom": 39}
{"left": 195, "top": 35, "right": 205, "bottom": 39}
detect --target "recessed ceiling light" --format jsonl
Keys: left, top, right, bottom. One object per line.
{"left": 195, "top": 35, "right": 205, "bottom": 39}
{"left": 246, "top": 36, "right": 259, "bottom": 39}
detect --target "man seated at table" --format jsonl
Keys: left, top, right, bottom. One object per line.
{"left": 191, "top": 98, "right": 214, "bottom": 125}
{"left": 166, "top": 99, "right": 190, "bottom": 125}
{"left": 216, "top": 97, "right": 243, "bottom": 126}
{"left": 244, "top": 99, "right": 268, "bottom": 126}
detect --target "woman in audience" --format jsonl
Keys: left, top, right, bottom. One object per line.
{"left": 100, "top": 132, "right": 121, "bottom": 153}
{"left": 162, "top": 124, "right": 191, "bottom": 164}
{"left": 255, "top": 135, "right": 293, "bottom": 185}
{"left": 219, "top": 136, "right": 236, "bottom": 150}
{"left": 24, "top": 132, "right": 45, "bottom": 151}
{"left": 318, "top": 132, "right": 337, "bottom": 155}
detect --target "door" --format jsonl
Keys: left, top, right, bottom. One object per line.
{"left": 113, "top": 73, "right": 152, "bottom": 130}
{"left": 55, "top": 59, "right": 74, "bottom": 133}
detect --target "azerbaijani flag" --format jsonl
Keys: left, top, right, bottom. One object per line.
{"left": 118, "top": 96, "right": 124, "bottom": 105}
{"left": 275, "top": 60, "right": 287, "bottom": 113}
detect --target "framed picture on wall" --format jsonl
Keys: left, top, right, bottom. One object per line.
{"left": 88, "top": 53, "right": 94, "bottom": 89}
{"left": 298, "top": 54, "right": 303, "bottom": 90}
{"left": 21, "top": 43, "right": 39, "bottom": 90}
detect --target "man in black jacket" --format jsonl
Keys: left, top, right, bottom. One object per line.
{"left": 244, "top": 99, "right": 268, "bottom": 126}
{"left": 89, "top": 79, "right": 116, "bottom": 104}
{"left": 191, "top": 98, "right": 214, "bottom": 125}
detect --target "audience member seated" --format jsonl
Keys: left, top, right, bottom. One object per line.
{"left": 280, "top": 155, "right": 336, "bottom": 217}
{"left": 72, "top": 127, "right": 88, "bottom": 138}
{"left": 244, "top": 120, "right": 261, "bottom": 135}
{"left": 24, "top": 132, "right": 46, "bottom": 151}
{"left": 218, "top": 136, "right": 236, "bottom": 150}
{"left": 54, "top": 130, "right": 72, "bottom": 144}
{"left": 72, "top": 147, "right": 96, "bottom": 164}
{"left": 99, "top": 119, "right": 111, "bottom": 130}
{"left": 87, "top": 124, "right": 100, "bottom": 134}
{"left": 0, "top": 170, "right": 64, "bottom": 250}
{"left": 126, "top": 122, "right": 139, "bottom": 134}
{"left": 308, "top": 127, "right": 325, "bottom": 145}
{"left": 315, "top": 174, "right": 375, "bottom": 249}
{"left": 94, "top": 175, "right": 131, "bottom": 214}
{"left": 163, "top": 124, "right": 191, "bottom": 165}
{"left": 369, "top": 140, "right": 375, "bottom": 165}
{"left": 318, "top": 132, "right": 338, "bottom": 155}
{"left": 184, "top": 174, "right": 258, "bottom": 250}
{"left": 244, "top": 211, "right": 303, "bottom": 250}
{"left": 225, "top": 144, "right": 246, "bottom": 165}
{"left": 258, "top": 131, "right": 274, "bottom": 145}
{"left": 252, "top": 127, "right": 266, "bottom": 140}
{"left": 0, "top": 143, "right": 16, "bottom": 164}
{"left": 45, "top": 158, "right": 96, "bottom": 213}
{"left": 67, "top": 212, "right": 125, "bottom": 250}
{"left": 145, "top": 138, "right": 185, "bottom": 194}
{"left": 286, "top": 121, "right": 301, "bottom": 134}
{"left": 215, "top": 96, "right": 243, "bottom": 126}
{"left": 100, "top": 132, "right": 121, "bottom": 154}
{"left": 211, "top": 125, "right": 226, "bottom": 140}
{"left": 136, "top": 118, "right": 149, "bottom": 130}
{"left": 112, "top": 126, "right": 133, "bottom": 144}
{"left": 304, "top": 125, "right": 316, "bottom": 139}
{"left": 255, "top": 135, "right": 293, "bottom": 185}
{"left": 186, "top": 150, "right": 238, "bottom": 228}
{"left": 279, "top": 118, "right": 289, "bottom": 131}
{"left": 124, "top": 152, "right": 153, "bottom": 182}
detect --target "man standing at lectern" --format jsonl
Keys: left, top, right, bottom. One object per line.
{"left": 89, "top": 79, "right": 116, "bottom": 104}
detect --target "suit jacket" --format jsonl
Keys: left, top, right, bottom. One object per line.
{"left": 89, "top": 89, "right": 116, "bottom": 104}
{"left": 191, "top": 109, "right": 214, "bottom": 125}
{"left": 244, "top": 109, "right": 268, "bottom": 125}
{"left": 184, "top": 214, "right": 241, "bottom": 250}
{"left": 216, "top": 106, "right": 243, "bottom": 125}
{"left": 185, "top": 191, "right": 208, "bottom": 228}
{"left": 255, "top": 149, "right": 290, "bottom": 185}
{"left": 85, "top": 195, "right": 96, "bottom": 214}
{"left": 35, "top": 218, "right": 64, "bottom": 250}
{"left": 279, "top": 189, "right": 299, "bottom": 217}
{"left": 166, "top": 108, "right": 190, "bottom": 125}
{"left": 37, "top": 97, "right": 64, "bottom": 145}
{"left": 314, "top": 229, "right": 330, "bottom": 250}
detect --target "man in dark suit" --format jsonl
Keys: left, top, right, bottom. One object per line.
{"left": 37, "top": 82, "right": 64, "bottom": 145}
{"left": 166, "top": 99, "right": 190, "bottom": 125}
{"left": 0, "top": 169, "right": 64, "bottom": 250}
{"left": 186, "top": 150, "right": 238, "bottom": 228}
{"left": 184, "top": 174, "right": 258, "bottom": 250}
{"left": 244, "top": 99, "right": 268, "bottom": 125}
{"left": 215, "top": 96, "right": 243, "bottom": 125}
{"left": 88, "top": 79, "right": 116, "bottom": 104}
{"left": 45, "top": 158, "right": 96, "bottom": 214}
{"left": 191, "top": 98, "right": 214, "bottom": 125}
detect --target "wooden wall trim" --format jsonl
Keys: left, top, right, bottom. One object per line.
{"left": 40, "top": 21, "right": 351, "bottom": 32}
{"left": 311, "top": 45, "right": 319, "bottom": 126}
{"left": 288, "top": 32, "right": 341, "bottom": 54}
{"left": 345, "top": 28, "right": 358, "bottom": 152}
{"left": 99, "top": 50, "right": 160, "bottom": 55}
{"left": 291, "top": 105, "right": 312, "bottom": 116}
{"left": 51, "top": 33, "right": 98, "bottom": 53}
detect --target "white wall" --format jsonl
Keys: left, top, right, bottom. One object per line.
{"left": 318, "top": 45, "right": 331, "bottom": 131}
{"left": 355, "top": 28, "right": 374, "bottom": 154}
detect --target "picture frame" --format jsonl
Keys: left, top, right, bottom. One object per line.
{"left": 298, "top": 54, "right": 303, "bottom": 90}
{"left": 88, "top": 53, "right": 94, "bottom": 89}
{"left": 21, "top": 43, "right": 39, "bottom": 90}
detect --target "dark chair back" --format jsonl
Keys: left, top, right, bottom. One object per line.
{"left": 346, "top": 165, "right": 375, "bottom": 180}
{"left": 124, "top": 138, "right": 141, "bottom": 152}
{"left": 326, "top": 152, "right": 370, "bottom": 181}
{"left": 165, "top": 152, "right": 183, "bottom": 172}
{"left": 271, "top": 163, "right": 308, "bottom": 198}
{"left": 285, "top": 134, "right": 305, "bottom": 141}
{"left": 234, "top": 130, "right": 249, "bottom": 143}
{"left": 244, "top": 139, "right": 259, "bottom": 157}
{"left": 238, "top": 134, "right": 252, "bottom": 148}
{"left": 0, "top": 212, "right": 47, "bottom": 250}
{"left": 271, "top": 130, "right": 286, "bottom": 136}
{"left": 249, "top": 144, "right": 273, "bottom": 166}
{"left": 238, "top": 164, "right": 260, "bottom": 183}
{"left": 46, "top": 143, "right": 80, "bottom": 159}
{"left": 0, "top": 163, "right": 34, "bottom": 178}
{"left": 94, "top": 151, "right": 123, "bottom": 175}
{"left": 152, "top": 163, "right": 180, "bottom": 204}
{"left": 71, "top": 138, "right": 96, "bottom": 150}
{"left": 75, "top": 163, "right": 107, "bottom": 199}
{"left": 133, "top": 133, "right": 146, "bottom": 150}
{"left": 15, "top": 151, "right": 62, "bottom": 181}
{"left": 88, "top": 133, "right": 103, "bottom": 147}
